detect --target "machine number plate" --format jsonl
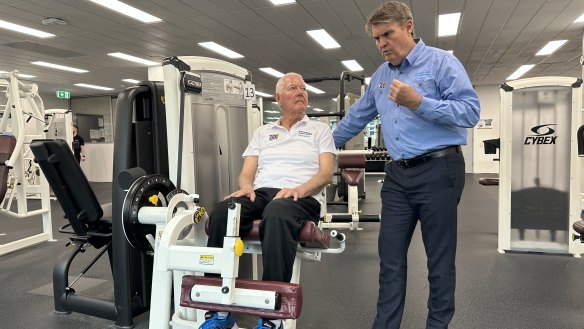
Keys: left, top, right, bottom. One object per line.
{"left": 243, "top": 82, "right": 256, "bottom": 100}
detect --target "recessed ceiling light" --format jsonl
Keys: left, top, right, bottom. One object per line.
{"left": 438, "top": 13, "right": 461, "bottom": 37}
{"left": 16, "top": 73, "right": 36, "bottom": 78}
{"left": 341, "top": 60, "right": 364, "bottom": 71}
{"left": 535, "top": 40, "right": 567, "bottom": 56}
{"left": 574, "top": 13, "right": 584, "bottom": 23}
{"left": 259, "top": 67, "right": 285, "bottom": 78}
{"left": 89, "top": 0, "right": 161, "bottom": 23}
{"left": 198, "top": 42, "right": 244, "bottom": 59}
{"left": 0, "top": 19, "right": 55, "bottom": 38}
{"left": 74, "top": 83, "right": 114, "bottom": 91}
{"left": 255, "top": 91, "right": 272, "bottom": 97}
{"left": 507, "top": 64, "right": 535, "bottom": 80}
{"left": 270, "top": 0, "right": 296, "bottom": 5}
{"left": 305, "top": 84, "right": 325, "bottom": 94}
{"left": 108, "top": 52, "right": 158, "bottom": 65}
{"left": 306, "top": 29, "right": 341, "bottom": 49}
{"left": 31, "top": 61, "right": 88, "bottom": 73}
{"left": 122, "top": 79, "right": 141, "bottom": 84}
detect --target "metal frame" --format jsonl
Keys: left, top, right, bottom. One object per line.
{"left": 499, "top": 76, "right": 583, "bottom": 256}
{"left": 139, "top": 193, "right": 345, "bottom": 329}
{"left": 0, "top": 71, "right": 55, "bottom": 255}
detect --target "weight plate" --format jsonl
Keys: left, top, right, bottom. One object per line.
{"left": 121, "top": 174, "right": 176, "bottom": 252}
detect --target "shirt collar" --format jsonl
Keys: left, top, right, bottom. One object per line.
{"left": 270, "top": 114, "right": 309, "bottom": 129}
{"left": 387, "top": 38, "right": 425, "bottom": 70}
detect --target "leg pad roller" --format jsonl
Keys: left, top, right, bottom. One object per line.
{"left": 180, "top": 276, "right": 303, "bottom": 319}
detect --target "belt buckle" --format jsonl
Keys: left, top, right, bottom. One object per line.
{"left": 398, "top": 159, "right": 411, "bottom": 168}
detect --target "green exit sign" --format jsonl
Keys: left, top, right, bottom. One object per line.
{"left": 56, "top": 90, "right": 70, "bottom": 99}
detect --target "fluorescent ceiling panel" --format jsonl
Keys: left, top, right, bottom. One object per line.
{"left": 365, "top": 77, "right": 371, "bottom": 85}
{"left": 0, "top": 19, "right": 55, "bottom": 38}
{"left": 198, "top": 42, "right": 243, "bottom": 59}
{"left": 270, "top": 0, "right": 296, "bottom": 5}
{"left": 305, "top": 84, "right": 325, "bottom": 94}
{"left": 507, "top": 64, "right": 535, "bottom": 80}
{"left": 342, "top": 60, "right": 364, "bottom": 71}
{"left": 108, "top": 52, "right": 158, "bottom": 65}
{"left": 122, "top": 78, "right": 140, "bottom": 84}
{"left": 438, "top": 13, "right": 461, "bottom": 37}
{"left": 89, "top": 0, "right": 161, "bottom": 23}
{"left": 31, "top": 61, "right": 88, "bottom": 73}
{"left": 260, "top": 67, "right": 285, "bottom": 78}
{"left": 255, "top": 91, "right": 272, "bottom": 97}
{"left": 313, "top": 108, "right": 324, "bottom": 112}
{"left": 574, "top": 13, "right": 584, "bottom": 23}
{"left": 306, "top": 29, "right": 341, "bottom": 49}
{"left": 74, "top": 83, "right": 114, "bottom": 91}
{"left": 535, "top": 40, "right": 567, "bottom": 56}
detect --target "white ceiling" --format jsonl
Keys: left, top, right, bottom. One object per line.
{"left": 0, "top": 0, "right": 583, "bottom": 100}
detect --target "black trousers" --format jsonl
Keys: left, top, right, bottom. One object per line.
{"left": 372, "top": 152, "right": 465, "bottom": 329}
{"left": 206, "top": 187, "right": 320, "bottom": 282}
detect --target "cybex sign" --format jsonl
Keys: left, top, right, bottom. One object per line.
{"left": 524, "top": 124, "right": 557, "bottom": 145}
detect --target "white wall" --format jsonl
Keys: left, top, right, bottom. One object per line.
{"left": 40, "top": 91, "right": 69, "bottom": 110}
{"left": 474, "top": 84, "right": 501, "bottom": 174}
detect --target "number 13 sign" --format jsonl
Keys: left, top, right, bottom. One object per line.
{"left": 244, "top": 82, "right": 256, "bottom": 100}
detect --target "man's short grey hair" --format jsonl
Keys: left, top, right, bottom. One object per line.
{"left": 275, "top": 72, "right": 303, "bottom": 94}
{"left": 365, "top": 1, "right": 415, "bottom": 38}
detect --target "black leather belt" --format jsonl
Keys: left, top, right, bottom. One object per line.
{"left": 393, "top": 146, "right": 460, "bottom": 169}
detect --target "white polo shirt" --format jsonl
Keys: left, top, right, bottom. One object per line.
{"left": 242, "top": 115, "right": 337, "bottom": 206}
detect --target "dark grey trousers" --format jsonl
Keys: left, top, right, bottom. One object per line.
{"left": 373, "top": 152, "right": 465, "bottom": 329}
{"left": 207, "top": 187, "right": 320, "bottom": 282}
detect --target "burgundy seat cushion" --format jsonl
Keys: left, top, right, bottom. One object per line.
{"left": 338, "top": 153, "right": 366, "bottom": 169}
{"left": 0, "top": 135, "right": 16, "bottom": 203}
{"left": 342, "top": 169, "right": 364, "bottom": 186}
{"left": 206, "top": 219, "right": 330, "bottom": 249}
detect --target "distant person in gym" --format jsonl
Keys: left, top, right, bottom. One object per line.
{"left": 199, "top": 72, "right": 336, "bottom": 329}
{"left": 333, "top": 2, "right": 480, "bottom": 329}
{"left": 72, "top": 125, "right": 86, "bottom": 164}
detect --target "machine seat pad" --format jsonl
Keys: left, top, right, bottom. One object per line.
{"left": 341, "top": 169, "right": 364, "bottom": 186}
{"left": 338, "top": 153, "right": 366, "bottom": 169}
{"left": 180, "top": 276, "right": 302, "bottom": 319}
{"left": 205, "top": 219, "right": 330, "bottom": 249}
{"left": 0, "top": 135, "right": 16, "bottom": 203}
{"left": 479, "top": 178, "right": 499, "bottom": 186}
{"left": 99, "top": 202, "right": 113, "bottom": 225}
{"left": 573, "top": 220, "right": 584, "bottom": 235}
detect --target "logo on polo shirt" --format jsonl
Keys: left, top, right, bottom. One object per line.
{"left": 298, "top": 131, "right": 312, "bottom": 137}
{"left": 378, "top": 81, "right": 386, "bottom": 89}
{"left": 268, "top": 134, "right": 279, "bottom": 141}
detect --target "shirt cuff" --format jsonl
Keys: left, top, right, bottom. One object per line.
{"left": 416, "top": 96, "right": 439, "bottom": 118}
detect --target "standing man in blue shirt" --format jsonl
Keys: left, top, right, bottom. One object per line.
{"left": 333, "top": 2, "right": 480, "bottom": 329}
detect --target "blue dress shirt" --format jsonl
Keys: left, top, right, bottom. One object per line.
{"left": 333, "top": 39, "right": 480, "bottom": 160}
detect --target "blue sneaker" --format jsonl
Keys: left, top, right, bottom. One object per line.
{"left": 254, "top": 318, "right": 283, "bottom": 329}
{"left": 198, "top": 311, "right": 236, "bottom": 329}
